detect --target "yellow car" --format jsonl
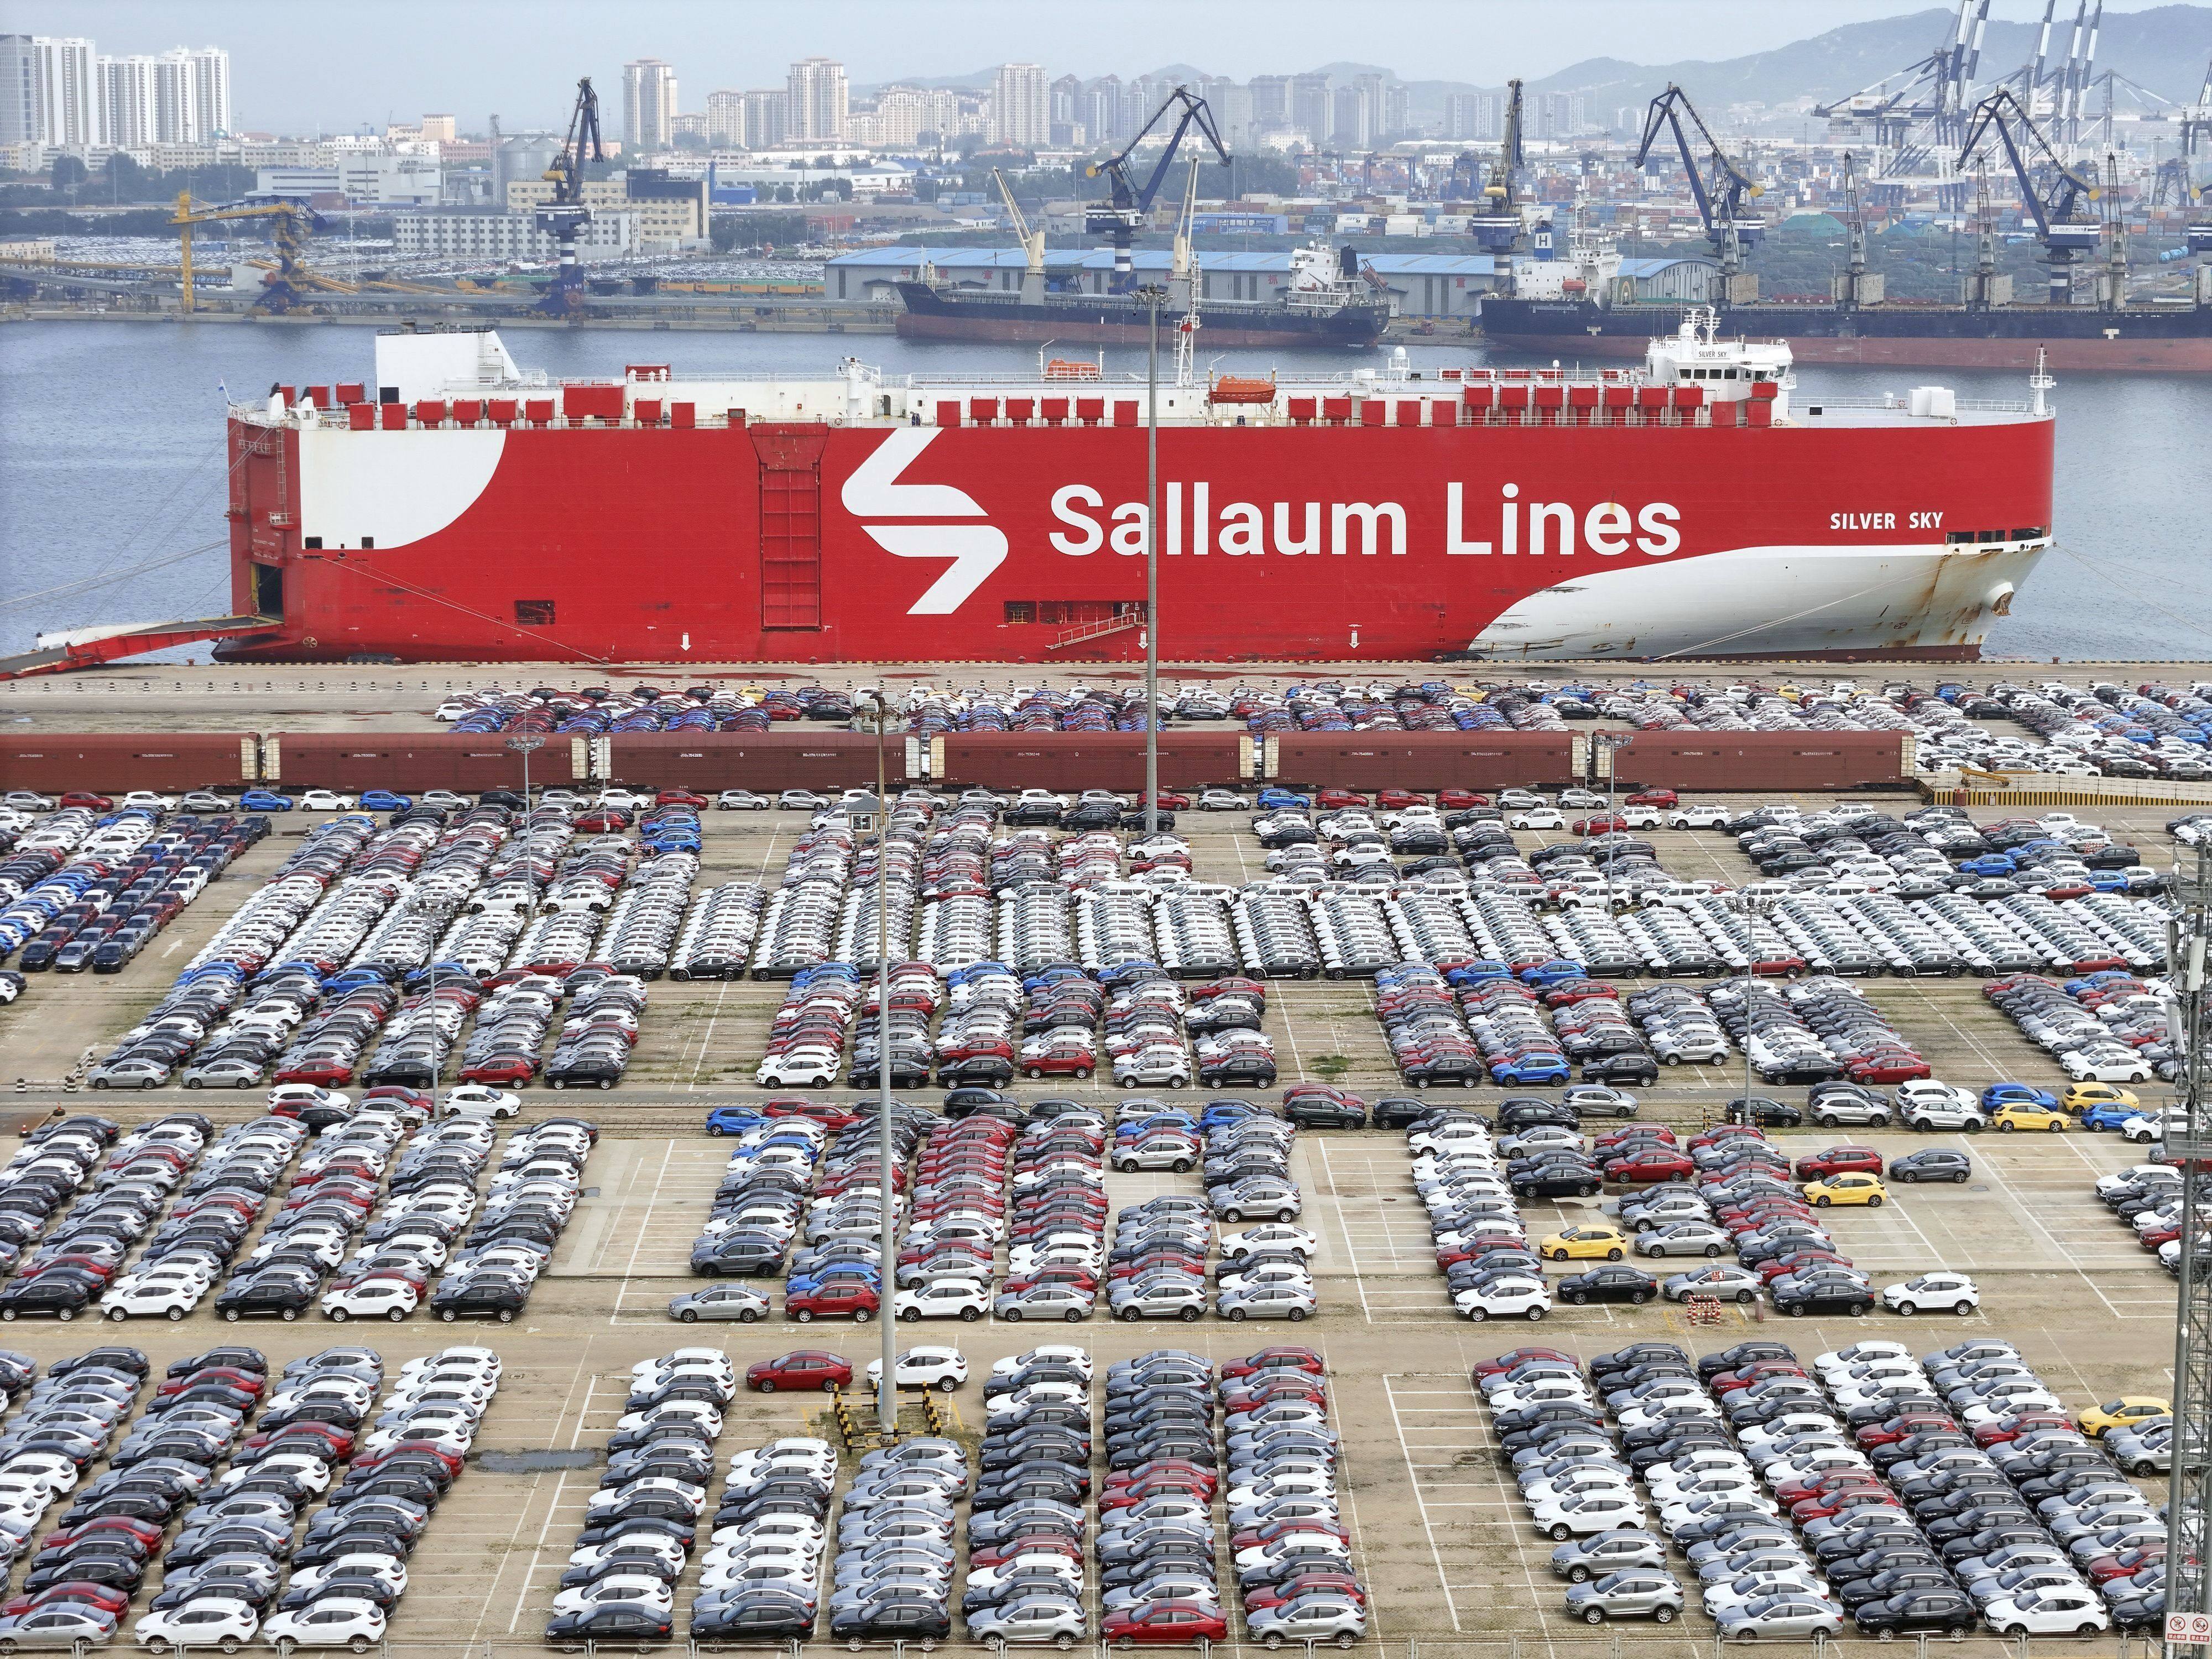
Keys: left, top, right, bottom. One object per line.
{"left": 2079, "top": 1396, "right": 2171, "bottom": 1438}
{"left": 1992, "top": 1102, "right": 2069, "bottom": 1133}
{"left": 2063, "top": 1082, "right": 2139, "bottom": 1115}
{"left": 1802, "top": 1172, "right": 1888, "bottom": 1208}
{"left": 1540, "top": 1224, "right": 1627, "bottom": 1262}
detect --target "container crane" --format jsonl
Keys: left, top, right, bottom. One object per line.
{"left": 1636, "top": 84, "right": 1765, "bottom": 280}
{"left": 1834, "top": 152, "right": 1884, "bottom": 308}
{"left": 535, "top": 76, "right": 603, "bottom": 316}
{"left": 168, "top": 192, "right": 334, "bottom": 313}
{"left": 1958, "top": 86, "right": 2103, "bottom": 305}
{"left": 1463, "top": 81, "right": 1528, "bottom": 253}
{"left": 1814, "top": 0, "right": 1989, "bottom": 153}
{"left": 2184, "top": 56, "right": 2212, "bottom": 254}
{"left": 1082, "top": 85, "right": 1229, "bottom": 293}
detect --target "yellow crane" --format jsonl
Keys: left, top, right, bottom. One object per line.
{"left": 169, "top": 191, "right": 346, "bottom": 312}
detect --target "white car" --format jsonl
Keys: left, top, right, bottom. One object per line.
{"left": 269, "top": 1084, "right": 351, "bottom": 1114}
{"left": 440, "top": 1084, "right": 522, "bottom": 1118}
{"left": 893, "top": 1279, "right": 989, "bottom": 1322}
{"left": 551, "top": 1575, "right": 675, "bottom": 1618}
{"left": 1530, "top": 1489, "right": 1647, "bottom": 1540}
{"left": 296, "top": 790, "right": 359, "bottom": 812}
{"left": 1983, "top": 1589, "right": 2110, "bottom": 1637}
{"left": 100, "top": 1274, "right": 211, "bottom": 1322}
{"left": 1454, "top": 1278, "right": 1552, "bottom": 1323}
{"left": 1510, "top": 808, "right": 1566, "bottom": 830}
{"left": 136, "top": 1597, "right": 260, "bottom": 1652}
{"left": 864, "top": 1347, "right": 969, "bottom": 1391}
{"left": 757, "top": 1051, "right": 839, "bottom": 1088}
{"left": 1881, "top": 1271, "right": 1980, "bottom": 1317}
{"left": 2064, "top": 1048, "right": 2152, "bottom": 1084}
{"left": 1219, "top": 1223, "right": 1317, "bottom": 1261}
{"left": 990, "top": 1345, "right": 1091, "bottom": 1381}
{"left": 320, "top": 1279, "right": 421, "bottom": 1323}
{"left": 259, "top": 1596, "right": 389, "bottom": 1650}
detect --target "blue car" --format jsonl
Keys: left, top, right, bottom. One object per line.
{"left": 1446, "top": 961, "right": 1512, "bottom": 987}
{"left": 1958, "top": 853, "right": 2016, "bottom": 877}
{"left": 361, "top": 790, "right": 413, "bottom": 812}
{"left": 1519, "top": 959, "right": 1588, "bottom": 989}
{"left": 1980, "top": 1082, "right": 2060, "bottom": 1112}
{"left": 2079, "top": 1100, "right": 2142, "bottom": 1131}
{"left": 1256, "top": 788, "right": 1310, "bottom": 810}
{"left": 706, "top": 1107, "right": 766, "bottom": 1136}
{"left": 1491, "top": 1054, "right": 1572, "bottom": 1086}
{"left": 239, "top": 790, "right": 294, "bottom": 812}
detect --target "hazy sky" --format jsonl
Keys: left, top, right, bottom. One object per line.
{"left": 20, "top": 0, "right": 2190, "bottom": 133}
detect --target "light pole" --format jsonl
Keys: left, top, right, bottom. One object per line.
{"left": 1138, "top": 283, "right": 1165, "bottom": 839}
{"left": 405, "top": 889, "right": 448, "bottom": 1120}
{"left": 858, "top": 692, "right": 897, "bottom": 1437}
{"left": 505, "top": 734, "right": 545, "bottom": 805}
{"left": 2163, "top": 844, "right": 2210, "bottom": 1659}
{"left": 1723, "top": 890, "right": 1778, "bottom": 1127}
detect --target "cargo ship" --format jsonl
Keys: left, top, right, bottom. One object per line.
{"left": 17, "top": 312, "right": 2056, "bottom": 677}
{"left": 894, "top": 242, "right": 1392, "bottom": 349}
{"left": 1480, "top": 291, "right": 2212, "bottom": 372}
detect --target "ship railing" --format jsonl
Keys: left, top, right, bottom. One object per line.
{"left": 1796, "top": 394, "right": 2035, "bottom": 416}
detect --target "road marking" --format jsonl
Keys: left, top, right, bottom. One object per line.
{"left": 1381, "top": 1373, "right": 1465, "bottom": 1631}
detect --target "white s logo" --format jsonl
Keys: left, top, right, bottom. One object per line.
{"left": 841, "top": 429, "right": 1008, "bottom": 615}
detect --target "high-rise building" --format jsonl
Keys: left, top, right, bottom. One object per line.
{"left": 1050, "top": 74, "right": 1080, "bottom": 129}
{"left": 418, "top": 112, "right": 454, "bottom": 143}
{"left": 0, "top": 37, "right": 35, "bottom": 144}
{"left": 1288, "top": 74, "right": 1331, "bottom": 144}
{"left": 8, "top": 35, "right": 96, "bottom": 147}
{"left": 705, "top": 89, "right": 744, "bottom": 145}
{"left": 990, "top": 62, "right": 1047, "bottom": 147}
{"left": 786, "top": 56, "right": 847, "bottom": 142}
{"left": 1380, "top": 81, "right": 1408, "bottom": 140}
{"left": 1445, "top": 92, "right": 1499, "bottom": 142}
{"left": 622, "top": 58, "right": 677, "bottom": 151}
{"left": 1248, "top": 74, "right": 1289, "bottom": 132}
{"left": 1078, "top": 76, "right": 1122, "bottom": 147}
{"left": 1533, "top": 90, "right": 1587, "bottom": 138}
{"left": 741, "top": 88, "right": 787, "bottom": 149}
{"left": 1199, "top": 76, "right": 1253, "bottom": 148}
{"left": 1331, "top": 81, "right": 1373, "bottom": 150}
{"left": 188, "top": 45, "right": 229, "bottom": 137}
{"left": 97, "top": 54, "right": 156, "bottom": 147}
{"left": 152, "top": 49, "right": 197, "bottom": 142}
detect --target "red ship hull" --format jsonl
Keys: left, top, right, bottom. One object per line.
{"left": 223, "top": 408, "right": 2053, "bottom": 667}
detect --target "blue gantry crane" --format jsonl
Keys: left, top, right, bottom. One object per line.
{"left": 1468, "top": 80, "right": 1528, "bottom": 254}
{"left": 1958, "top": 86, "right": 2103, "bottom": 302}
{"left": 1636, "top": 85, "right": 1766, "bottom": 278}
{"left": 1083, "top": 86, "right": 1230, "bottom": 293}
{"left": 535, "top": 76, "right": 604, "bottom": 317}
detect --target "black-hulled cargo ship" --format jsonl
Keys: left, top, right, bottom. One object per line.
{"left": 1481, "top": 293, "right": 2212, "bottom": 372}
{"left": 896, "top": 242, "right": 1391, "bottom": 349}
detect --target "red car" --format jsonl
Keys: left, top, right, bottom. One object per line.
{"left": 746, "top": 1350, "right": 852, "bottom": 1392}
{"left": 1102, "top": 1602, "right": 1230, "bottom": 1645}
{"left": 1846, "top": 1053, "right": 1932, "bottom": 1084}
{"left": 971, "top": 1535, "right": 1081, "bottom": 1569}
{"left": 1971, "top": 1409, "right": 2073, "bottom": 1446}
{"left": 1019, "top": 1050, "right": 1097, "bottom": 1080}
{"left": 1376, "top": 789, "right": 1426, "bottom": 809}
{"left": 1135, "top": 791, "right": 1191, "bottom": 810}
{"left": 1857, "top": 1412, "right": 1959, "bottom": 1449}
{"left": 59, "top": 792, "right": 114, "bottom": 811}
{"left": 1220, "top": 1345, "right": 1324, "bottom": 1381}
{"left": 274, "top": 1058, "right": 355, "bottom": 1087}
{"left": 38, "top": 1516, "right": 163, "bottom": 1552}
{"left": 1246, "top": 1572, "right": 1366, "bottom": 1612}
{"left": 656, "top": 790, "right": 708, "bottom": 807}
{"left": 760, "top": 1099, "right": 858, "bottom": 1130}
{"left": 1793, "top": 1146, "right": 1885, "bottom": 1181}
{"left": 1624, "top": 789, "right": 1678, "bottom": 808}
{"left": 1604, "top": 1149, "right": 1695, "bottom": 1183}
{"left": 0, "top": 1582, "right": 132, "bottom": 1619}
{"left": 1436, "top": 790, "right": 1489, "bottom": 809}
{"left": 461, "top": 1056, "right": 538, "bottom": 1084}
{"left": 158, "top": 1365, "right": 264, "bottom": 1399}
{"left": 1472, "top": 1347, "right": 1575, "bottom": 1381}
{"left": 1571, "top": 814, "right": 1631, "bottom": 836}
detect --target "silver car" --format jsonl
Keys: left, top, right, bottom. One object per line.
{"left": 1550, "top": 1528, "right": 1670, "bottom": 1583}
{"left": 668, "top": 1284, "right": 770, "bottom": 1324}
{"left": 1662, "top": 1264, "right": 1764, "bottom": 1304}
{"left": 965, "top": 1594, "right": 1084, "bottom": 1647}
{"left": 2105, "top": 1417, "right": 2171, "bottom": 1477}
{"left": 1634, "top": 1222, "right": 1733, "bottom": 1260}
{"left": 1565, "top": 1569, "right": 1686, "bottom": 1624}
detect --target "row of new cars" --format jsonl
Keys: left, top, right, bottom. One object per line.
{"left": 1490, "top": 1332, "right": 2164, "bottom": 1640}
{"left": 546, "top": 1348, "right": 737, "bottom": 1648}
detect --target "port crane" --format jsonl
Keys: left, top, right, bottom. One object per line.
{"left": 168, "top": 192, "right": 335, "bottom": 313}
{"left": 1957, "top": 86, "right": 2103, "bottom": 305}
{"left": 990, "top": 168, "right": 1049, "bottom": 304}
{"left": 2182, "top": 56, "right": 2212, "bottom": 252}
{"left": 1082, "top": 85, "right": 1229, "bottom": 293}
{"left": 1636, "top": 85, "right": 1765, "bottom": 279}
{"left": 536, "top": 76, "right": 603, "bottom": 316}
{"left": 1814, "top": 0, "right": 1989, "bottom": 152}
{"left": 1467, "top": 80, "right": 1528, "bottom": 253}
{"left": 1834, "top": 152, "right": 1882, "bottom": 308}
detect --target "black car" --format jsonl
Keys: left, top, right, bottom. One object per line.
{"left": 692, "top": 1591, "right": 815, "bottom": 1640}
{"left": 828, "top": 1596, "right": 953, "bottom": 1644}
{"left": 546, "top": 1602, "right": 675, "bottom": 1647}
{"left": 215, "top": 1275, "right": 316, "bottom": 1323}
{"left": 0, "top": 1275, "right": 92, "bottom": 1321}
{"left": 1773, "top": 1281, "right": 1876, "bottom": 1318}
{"left": 1724, "top": 1096, "right": 1807, "bottom": 1127}
{"left": 942, "top": 1087, "right": 1021, "bottom": 1117}
{"left": 1892, "top": 1148, "right": 1973, "bottom": 1183}
{"left": 1557, "top": 1265, "right": 1658, "bottom": 1306}
{"left": 1370, "top": 1095, "right": 1430, "bottom": 1130}
{"left": 430, "top": 1279, "right": 528, "bottom": 1323}
{"left": 1582, "top": 1054, "right": 1661, "bottom": 1086}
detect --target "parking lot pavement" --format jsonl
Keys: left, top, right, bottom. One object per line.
{"left": 546, "top": 1135, "right": 729, "bottom": 1322}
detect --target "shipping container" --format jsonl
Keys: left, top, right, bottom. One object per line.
{"left": 1266, "top": 733, "right": 1579, "bottom": 790}
{"left": 933, "top": 733, "right": 1246, "bottom": 791}
{"left": 606, "top": 732, "right": 908, "bottom": 792}
{"left": 0, "top": 733, "right": 255, "bottom": 793}
{"left": 1599, "top": 732, "right": 1910, "bottom": 791}
{"left": 262, "top": 733, "right": 545, "bottom": 794}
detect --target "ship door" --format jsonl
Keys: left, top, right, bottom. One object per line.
{"left": 752, "top": 424, "right": 830, "bottom": 630}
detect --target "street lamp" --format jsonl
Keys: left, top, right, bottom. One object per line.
{"left": 1723, "top": 890, "right": 1780, "bottom": 1126}
{"left": 1136, "top": 283, "right": 1166, "bottom": 840}
{"left": 855, "top": 691, "right": 898, "bottom": 1437}
{"left": 403, "top": 888, "right": 452, "bottom": 1121}
{"left": 505, "top": 734, "right": 545, "bottom": 805}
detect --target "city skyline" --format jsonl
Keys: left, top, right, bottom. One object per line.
{"left": 7, "top": 0, "right": 2190, "bottom": 134}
